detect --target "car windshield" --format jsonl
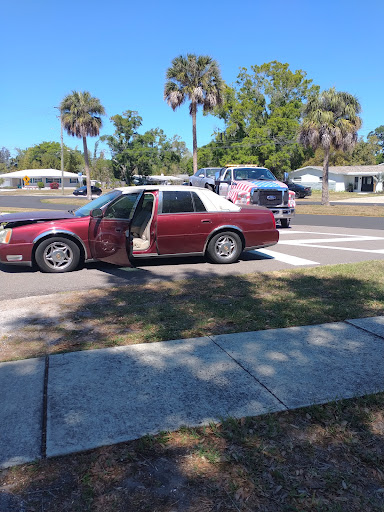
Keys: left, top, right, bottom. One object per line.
{"left": 233, "top": 168, "right": 276, "bottom": 180}
{"left": 74, "top": 190, "right": 122, "bottom": 217}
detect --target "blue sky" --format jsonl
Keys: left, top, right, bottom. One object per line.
{"left": 1, "top": 0, "right": 383, "bottom": 158}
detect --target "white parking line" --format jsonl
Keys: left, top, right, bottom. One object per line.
{"left": 281, "top": 244, "right": 384, "bottom": 254}
{"left": 253, "top": 249, "right": 319, "bottom": 266}
{"left": 279, "top": 235, "right": 384, "bottom": 245}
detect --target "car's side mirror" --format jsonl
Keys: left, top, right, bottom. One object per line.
{"left": 90, "top": 208, "right": 103, "bottom": 218}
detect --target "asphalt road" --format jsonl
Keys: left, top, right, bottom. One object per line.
{"left": 0, "top": 194, "right": 87, "bottom": 211}
{"left": 1, "top": 193, "right": 383, "bottom": 300}
{"left": 1, "top": 222, "right": 383, "bottom": 301}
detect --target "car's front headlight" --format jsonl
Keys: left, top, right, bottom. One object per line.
{"left": 0, "top": 228, "right": 12, "bottom": 244}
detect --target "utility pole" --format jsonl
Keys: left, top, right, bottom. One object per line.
{"left": 60, "top": 113, "right": 64, "bottom": 195}
{"left": 54, "top": 106, "right": 65, "bottom": 195}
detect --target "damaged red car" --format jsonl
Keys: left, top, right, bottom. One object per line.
{"left": 0, "top": 186, "right": 279, "bottom": 273}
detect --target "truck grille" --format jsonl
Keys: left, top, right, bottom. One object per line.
{"left": 253, "top": 189, "right": 288, "bottom": 207}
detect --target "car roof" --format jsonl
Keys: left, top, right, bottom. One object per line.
{"left": 115, "top": 185, "right": 241, "bottom": 212}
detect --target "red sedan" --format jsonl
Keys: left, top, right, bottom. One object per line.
{"left": 0, "top": 186, "right": 279, "bottom": 273}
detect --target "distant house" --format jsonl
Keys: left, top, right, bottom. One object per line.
{"left": 0, "top": 169, "right": 80, "bottom": 189}
{"left": 289, "top": 165, "right": 384, "bottom": 193}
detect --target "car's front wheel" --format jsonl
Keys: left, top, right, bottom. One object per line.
{"left": 35, "top": 237, "right": 81, "bottom": 273}
{"left": 206, "top": 231, "right": 242, "bottom": 264}
{"left": 280, "top": 219, "right": 290, "bottom": 228}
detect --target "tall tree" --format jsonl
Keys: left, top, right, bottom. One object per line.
{"left": 210, "top": 61, "right": 319, "bottom": 177}
{"left": 101, "top": 110, "right": 143, "bottom": 184}
{"left": 164, "top": 54, "right": 224, "bottom": 175}
{"left": 367, "top": 125, "right": 384, "bottom": 163}
{"left": 298, "top": 87, "right": 362, "bottom": 205}
{"left": 60, "top": 91, "right": 105, "bottom": 199}
{"left": 0, "top": 147, "right": 11, "bottom": 173}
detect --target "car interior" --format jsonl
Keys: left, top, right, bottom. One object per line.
{"left": 130, "top": 194, "right": 155, "bottom": 251}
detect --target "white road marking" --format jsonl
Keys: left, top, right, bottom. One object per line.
{"left": 282, "top": 243, "right": 384, "bottom": 254}
{"left": 253, "top": 249, "right": 319, "bottom": 266}
{"left": 279, "top": 230, "right": 383, "bottom": 237}
{"left": 279, "top": 236, "right": 384, "bottom": 245}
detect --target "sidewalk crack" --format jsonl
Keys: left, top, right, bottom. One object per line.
{"left": 208, "top": 336, "right": 289, "bottom": 410}
{"left": 344, "top": 320, "right": 384, "bottom": 341}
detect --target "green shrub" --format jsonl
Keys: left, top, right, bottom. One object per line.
{"left": 37, "top": 182, "right": 45, "bottom": 189}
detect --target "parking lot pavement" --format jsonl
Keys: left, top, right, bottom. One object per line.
{"left": 254, "top": 225, "right": 384, "bottom": 267}
{"left": 1, "top": 316, "right": 384, "bottom": 468}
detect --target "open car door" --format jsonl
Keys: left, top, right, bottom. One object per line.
{"left": 89, "top": 191, "right": 144, "bottom": 266}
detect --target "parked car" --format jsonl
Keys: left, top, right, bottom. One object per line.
{"left": 285, "top": 181, "right": 312, "bottom": 198}
{"left": 189, "top": 167, "right": 222, "bottom": 190}
{"left": 0, "top": 186, "right": 279, "bottom": 273}
{"left": 73, "top": 186, "right": 102, "bottom": 196}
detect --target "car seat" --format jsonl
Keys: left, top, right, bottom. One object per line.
{"left": 131, "top": 200, "right": 154, "bottom": 251}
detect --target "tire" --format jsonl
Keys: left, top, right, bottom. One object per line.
{"left": 295, "top": 192, "right": 300, "bottom": 199}
{"left": 35, "top": 237, "right": 81, "bottom": 273}
{"left": 206, "top": 231, "right": 242, "bottom": 264}
{"left": 280, "top": 219, "right": 290, "bottom": 228}
{"left": 205, "top": 184, "right": 214, "bottom": 191}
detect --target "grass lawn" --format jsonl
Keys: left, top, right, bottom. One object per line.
{"left": 1, "top": 391, "right": 384, "bottom": 510}
{"left": 309, "top": 190, "right": 383, "bottom": 201}
{"left": 0, "top": 189, "right": 75, "bottom": 195}
{"left": 1, "top": 263, "right": 384, "bottom": 511}
{"left": 40, "top": 198, "right": 89, "bottom": 206}
{"left": 2, "top": 260, "right": 384, "bottom": 363}
{"left": 296, "top": 204, "right": 384, "bottom": 216}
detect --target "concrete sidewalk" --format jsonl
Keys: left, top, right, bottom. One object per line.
{"left": 1, "top": 316, "right": 384, "bottom": 469}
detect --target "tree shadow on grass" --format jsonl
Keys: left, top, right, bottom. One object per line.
{"left": 1, "top": 266, "right": 384, "bottom": 509}
{"left": 1, "top": 393, "right": 384, "bottom": 511}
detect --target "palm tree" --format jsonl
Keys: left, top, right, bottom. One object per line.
{"left": 298, "top": 87, "right": 362, "bottom": 205}
{"left": 164, "top": 54, "right": 223, "bottom": 175}
{"left": 60, "top": 91, "right": 105, "bottom": 200}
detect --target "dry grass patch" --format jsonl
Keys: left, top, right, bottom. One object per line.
{"left": 1, "top": 261, "right": 384, "bottom": 362}
{"left": 296, "top": 204, "right": 384, "bottom": 216}
{"left": 1, "top": 394, "right": 384, "bottom": 511}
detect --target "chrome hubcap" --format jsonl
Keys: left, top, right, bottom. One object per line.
{"left": 215, "top": 236, "right": 236, "bottom": 259}
{"left": 44, "top": 242, "right": 73, "bottom": 270}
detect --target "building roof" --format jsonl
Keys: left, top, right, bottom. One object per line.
{"left": 0, "top": 169, "right": 78, "bottom": 179}
{"left": 292, "top": 165, "right": 384, "bottom": 176}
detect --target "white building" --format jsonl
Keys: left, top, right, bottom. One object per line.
{"left": 290, "top": 165, "right": 384, "bottom": 193}
{"left": 0, "top": 169, "right": 80, "bottom": 189}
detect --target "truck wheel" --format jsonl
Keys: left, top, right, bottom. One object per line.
{"left": 207, "top": 231, "right": 242, "bottom": 264}
{"left": 280, "top": 219, "right": 290, "bottom": 228}
{"left": 35, "top": 237, "right": 80, "bottom": 273}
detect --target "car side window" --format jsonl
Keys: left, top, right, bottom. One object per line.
{"left": 104, "top": 192, "right": 141, "bottom": 219}
{"left": 161, "top": 191, "right": 195, "bottom": 213}
{"left": 223, "top": 170, "right": 232, "bottom": 182}
{"left": 191, "top": 192, "right": 206, "bottom": 212}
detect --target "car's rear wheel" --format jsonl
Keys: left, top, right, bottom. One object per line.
{"left": 35, "top": 237, "right": 81, "bottom": 273}
{"left": 207, "top": 231, "right": 242, "bottom": 264}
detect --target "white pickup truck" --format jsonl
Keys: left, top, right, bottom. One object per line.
{"left": 214, "top": 164, "right": 295, "bottom": 227}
